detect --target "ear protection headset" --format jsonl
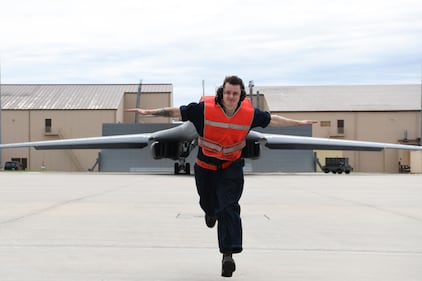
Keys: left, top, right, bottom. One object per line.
{"left": 215, "top": 82, "right": 247, "bottom": 104}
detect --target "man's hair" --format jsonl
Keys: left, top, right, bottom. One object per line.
{"left": 215, "top": 75, "right": 246, "bottom": 104}
{"left": 223, "top": 75, "right": 245, "bottom": 89}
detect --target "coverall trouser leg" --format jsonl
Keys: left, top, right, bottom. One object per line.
{"left": 194, "top": 160, "right": 244, "bottom": 254}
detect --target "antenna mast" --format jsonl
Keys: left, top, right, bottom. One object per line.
{"left": 0, "top": 60, "right": 2, "bottom": 168}
{"left": 248, "top": 80, "right": 254, "bottom": 107}
{"left": 135, "top": 79, "right": 143, "bottom": 123}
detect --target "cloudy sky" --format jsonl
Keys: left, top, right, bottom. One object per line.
{"left": 1, "top": 0, "right": 421, "bottom": 105}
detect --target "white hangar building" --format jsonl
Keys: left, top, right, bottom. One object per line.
{"left": 255, "top": 84, "right": 421, "bottom": 173}
{"left": 0, "top": 83, "right": 421, "bottom": 173}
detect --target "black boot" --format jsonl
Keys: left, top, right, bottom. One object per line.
{"left": 205, "top": 214, "right": 216, "bottom": 228}
{"left": 221, "top": 253, "right": 236, "bottom": 277}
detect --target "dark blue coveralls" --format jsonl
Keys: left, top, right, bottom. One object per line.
{"left": 180, "top": 101, "right": 271, "bottom": 254}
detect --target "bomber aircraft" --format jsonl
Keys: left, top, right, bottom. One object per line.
{"left": 0, "top": 121, "right": 421, "bottom": 174}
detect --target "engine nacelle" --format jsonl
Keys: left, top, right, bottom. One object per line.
{"left": 151, "top": 141, "right": 193, "bottom": 160}
{"left": 151, "top": 141, "right": 180, "bottom": 160}
{"left": 241, "top": 141, "right": 260, "bottom": 159}
{"left": 152, "top": 140, "right": 259, "bottom": 160}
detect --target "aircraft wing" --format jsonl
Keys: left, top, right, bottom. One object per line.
{"left": 0, "top": 122, "right": 198, "bottom": 150}
{"left": 0, "top": 134, "right": 152, "bottom": 150}
{"left": 247, "top": 130, "right": 422, "bottom": 151}
{"left": 1, "top": 121, "right": 420, "bottom": 152}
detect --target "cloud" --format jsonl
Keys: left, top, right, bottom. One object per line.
{"left": 1, "top": 0, "right": 421, "bottom": 105}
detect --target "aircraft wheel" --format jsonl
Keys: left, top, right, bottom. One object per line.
{"left": 185, "top": 163, "right": 191, "bottom": 175}
{"left": 174, "top": 163, "right": 180, "bottom": 175}
{"left": 323, "top": 168, "right": 329, "bottom": 173}
{"left": 337, "top": 169, "right": 343, "bottom": 174}
{"left": 345, "top": 170, "right": 351, "bottom": 174}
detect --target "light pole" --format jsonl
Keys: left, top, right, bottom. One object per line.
{"left": 248, "top": 80, "right": 254, "bottom": 107}
{"left": 135, "top": 79, "right": 143, "bottom": 123}
{"left": 0, "top": 61, "right": 2, "bottom": 169}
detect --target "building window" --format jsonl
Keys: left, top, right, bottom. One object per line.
{"left": 45, "top": 118, "right": 52, "bottom": 133}
{"left": 337, "top": 119, "right": 344, "bottom": 134}
{"left": 320, "top": 121, "right": 331, "bottom": 127}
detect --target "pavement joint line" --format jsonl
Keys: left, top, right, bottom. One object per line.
{"left": 0, "top": 244, "right": 421, "bottom": 255}
{"left": 0, "top": 184, "right": 134, "bottom": 226}
{"left": 305, "top": 190, "right": 422, "bottom": 223}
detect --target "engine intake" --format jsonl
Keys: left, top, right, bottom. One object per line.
{"left": 151, "top": 141, "right": 192, "bottom": 160}
{"left": 241, "top": 141, "right": 260, "bottom": 159}
{"left": 151, "top": 141, "right": 181, "bottom": 160}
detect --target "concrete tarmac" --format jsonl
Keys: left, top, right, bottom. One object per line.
{"left": 0, "top": 172, "right": 421, "bottom": 280}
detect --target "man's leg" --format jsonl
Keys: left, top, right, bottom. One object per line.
{"left": 216, "top": 161, "right": 244, "bottom": 254}
{"left": 194, "top": 161, "right": 244, "bottom": 277}
{"left": 216, "top": 161, "right": 244, "bottom": 277}
{"left": 194, "top": 164, "right": 218, "bottom": 226}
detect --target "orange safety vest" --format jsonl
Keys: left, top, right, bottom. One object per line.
{"left": 198, "top": 96, "right": 254, "bottom": 161}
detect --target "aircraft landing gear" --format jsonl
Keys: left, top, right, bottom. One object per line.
{"left": 174, "top": 160, "right": 190, "bottom": 175}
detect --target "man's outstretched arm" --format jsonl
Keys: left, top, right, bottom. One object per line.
{"left": 269, "top": 114, "right": 318, "bottom": 127}
{"left": 125, "top": 107, "right": 182, "bottom": 118}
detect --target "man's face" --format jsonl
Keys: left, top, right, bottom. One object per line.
{"left": 222, "top": 83, "right": 241, "bottom": 111}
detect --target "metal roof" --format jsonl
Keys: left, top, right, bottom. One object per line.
{"left": 256, "top": 84, "right": 421, "bottom": 112}
{"left": 0, "top": 84, "right": 173, "bottom": 110}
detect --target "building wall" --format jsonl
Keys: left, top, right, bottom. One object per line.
{"left": 2, "top": 110, "right": 115, "bottom": 171}
{"left": 410, "top": 151, "right": 422, "bottom": 173}
{"left": 1, "top": 91, "right": 173, "bottom": 171}
{"left": 123, "top": 92, "right": 173, "bottom": 123}
{"left": 1, "top": 85, "right": 418, "bottom": 173}
{"left": 2, "top": 108, "right": 418, "bottom": 172}
{"left": 246, "top": 125, "right": 314, "bottom": 172}
{"left": 2, "top": 110, "right": 30, "bottom": 169}
{"left": 273, "top": 111, "right": 420, "bottom": 173}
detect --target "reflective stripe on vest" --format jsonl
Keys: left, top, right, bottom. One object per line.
{"left": 204, "top": 120, "right": 251, "bottom": 130}
{"left": 199, "top": 96, "right": 254, "bottom": 161}
{"left": 198, "top": 138, "right": 246, "bottom": 154}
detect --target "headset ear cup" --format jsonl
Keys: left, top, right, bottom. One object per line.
{"left": 240, "top": 89, "right": 246, "bottom": 101}
{"left": 215, "top": 86, "right": 224, "bottom": 104}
